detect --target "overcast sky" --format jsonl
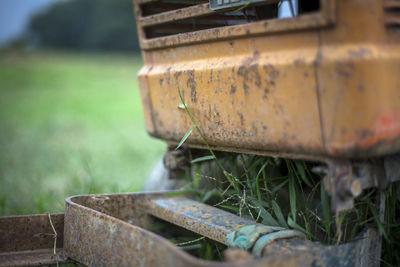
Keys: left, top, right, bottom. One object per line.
{"left": 0, "top": 0, "right": 61, "bottom": 46}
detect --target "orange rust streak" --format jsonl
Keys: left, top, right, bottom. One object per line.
{"left": 358, "top": 112, "right": 400, "bottom": 148}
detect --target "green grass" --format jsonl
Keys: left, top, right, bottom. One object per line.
{"left": 0, "top": 50, "right": 166, "bottom": 216}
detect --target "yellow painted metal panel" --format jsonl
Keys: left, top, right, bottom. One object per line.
{"left": 134, "top": 0, "right": 400, "bottom": 159}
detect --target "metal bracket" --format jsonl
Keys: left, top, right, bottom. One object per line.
{"left": 318, "top": 155, "right": 400, "bottom": 213}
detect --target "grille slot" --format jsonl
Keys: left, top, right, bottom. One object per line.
{"left": 140, "top": 0, "right": 208, "bottom": 17}
{"left": 138, "top": 0, "right": 320, "bottom": 39}
{"left": 384, "top": 0, "right": 400, "bottom": 30}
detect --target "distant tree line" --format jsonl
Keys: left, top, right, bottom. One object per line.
{"left": 29, "top": 0, "right": 140, "bottom": 52}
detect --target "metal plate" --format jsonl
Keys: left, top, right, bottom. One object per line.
{"left": 0, "top": 214, "right": 71, "bottom": 266}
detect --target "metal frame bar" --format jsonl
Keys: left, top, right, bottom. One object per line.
{"left": 63, "top": 192, "right": 380, "bottom": 267}
{"left": 133, "top": 0, "right": 336, "bottom": 50}
{"left": 0, "top": 214, "right": 70, "bottom": 266}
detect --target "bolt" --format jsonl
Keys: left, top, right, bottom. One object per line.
{"left": 350, "top": 179, "right": 362, "bottom": 197}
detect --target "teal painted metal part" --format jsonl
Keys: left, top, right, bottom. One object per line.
{"left": 226, "top": 225, "right": 305, "bottom": 256}
{"left": 252, "top": 229, "right": 306, "bottom": 257}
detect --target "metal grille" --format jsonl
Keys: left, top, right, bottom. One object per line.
{"left": 137, "top": 0, "right": 319, "bottom": 39}
{"left": 385, "top": 0, "right": 400, "bottom": 30}
{"left": 134, "top": 0, "right": 334, "bottom": 50}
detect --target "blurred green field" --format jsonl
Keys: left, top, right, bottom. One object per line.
{"left": 0, "top": 50, "right": 166, "bottom": 216}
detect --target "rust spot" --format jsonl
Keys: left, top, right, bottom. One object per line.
{"left": 252, "top": 122, "right": 258, "bottom": 135}
{"left": 237, "top": 64, "right": 261, "bottom": 95}
{"left": 230, "top": 85, "right": 237, "bottom": 95}
{"left": 174, "top": 70, "right": 182, "bottom": 80}
{"left": 348, "top": 47, "right": 373, "bottom": 59}
{"left": 242, "top": 80, "right": 250, "bottom": 94}
{"left": 263, "top": 64, "right": 279, "bottom": 86}
{"left": 262, "top": 124, "right": 268, "bottom": 131}
{"left": 165, "top": 66, "right": 172, "bottom": 84}
{"left": 263, "top": 88, "right": 270, "bottom": 99}
{"left": 241, "top": 51, "right": 260, "bottom": 66}
{"left": 214, "top": 104, "right": 221, "bottom": 118}
{"left": 273, "top": 103, "right": 285, "bottom": 116}
{"left": 186, "top": 70, "right": 197, "bottom": 103}
{"left": 294, "top": 59, "right": 305, "bottom": 67}
{"left": 336, "top": 62, "right": 355, "bottom": 79}
{"left": 238, "top": 112, "right": 245, "bottom": 126}
{"left": 355, "top": 129, "right": 374, "bottom": 139}
{"left": 357, "top": 112, "right": 400, "bottom": 149}
{"left": 208, "top": 104, "right": 212, "bottom": 118}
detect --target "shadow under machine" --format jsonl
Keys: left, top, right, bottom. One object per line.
{"left": 1, "top": 0, "right": 400, "bottom": 266}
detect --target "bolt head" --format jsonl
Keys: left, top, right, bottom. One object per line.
{"left": 350, "top": 179, "right": 362, "bottom": 197}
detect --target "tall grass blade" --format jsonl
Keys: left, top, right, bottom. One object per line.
{"left": 176, "top": 126, "right": 195, "bottom": 150}
{"left": 295, "top": 161, "right": 313, "bottom": 187}
{"left": 289, "top": 175, "right": 297, "bottom": 222}
{"left": 288, "top": 217, "right": 306, "bottom": 233}
{"left": 271, "top": 200, "right": 288, "bottom": 227}
{"left": 250, "top": 199, "right": 279, "bottom": 226}
{"left": 191, "top": 155, "right": 215, "bottom": 164}
{"left": 255, "top": 161, "right": 268, "bottom": 205}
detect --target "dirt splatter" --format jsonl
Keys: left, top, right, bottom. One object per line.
{"left": 230, "top": 85, "right": 237, "bottom": 95}
{"left": 186, "top": 70, "right": 197, "bottom": 103}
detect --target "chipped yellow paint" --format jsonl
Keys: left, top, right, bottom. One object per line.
{"left": 134, "top": 0, "right": 400, "bottom": 159}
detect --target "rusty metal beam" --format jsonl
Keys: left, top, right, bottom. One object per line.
{"left": 140, "top": 11, "right": 334, "bottom": 49}
{"left": 137, "top": 0, "right": 158, "bottom": 4}
{"left": 140, "top": 3, "right": 212, "bottom": 27}
{"left": 139, "top": 0, "right": 282, "bottom": 28}
{"left": 0, "top": 213, "right": 71, "bottom": 266}
{"left": 0, "top": 249, "right": 69, "bottom": 267}
{"left": 144, "top": 196, "right": 277, "bottom": 244}
{"left": 385, "top": 14, "right": 400, "bottom": 26}
{"left": 64, "top": 192, "right": 299, "bottom": 267}
{"left": 384, "top": 0, "right": 400, "bottom": 9}
{"left": 64, "top": 192, "right": 381, "bottom": 267}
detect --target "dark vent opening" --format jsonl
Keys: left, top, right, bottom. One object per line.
{"left": 141, "top": 0, "right": 208, "bottom": 17}
{"left": 385, "top": 8, "right": 400, "bottom": 31}
{"left": 142, "top": 0, "right": 320, "bottom": 39}
{"left": 299, "top": 0, "right": 320, "bottom": 13}
{"left": 384, "top": 0, "right": 400, "bottom": 31}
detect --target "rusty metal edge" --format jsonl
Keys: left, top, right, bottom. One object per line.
{"left": 64, "top": 192, "right": 309, "bottom": 267}
{"left": 163, "top": 140, "right": 330, "bottom": 163}
{"left": 0, "top": 249, "right": 71, "bottom": 267}
{"left": 64, "top": 192, "right": 381, "bottom": 266}
{"left": 63, "top": 192, "right": 207, "bottom": 266}
{"left": 0, "top": 213, "right": 72, "bottom": 266}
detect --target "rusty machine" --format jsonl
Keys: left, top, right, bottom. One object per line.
{"left": 1, "top": 0, "right": 400, "bottom": 266}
